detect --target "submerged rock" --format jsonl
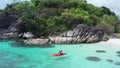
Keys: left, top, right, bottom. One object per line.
{"left": 114, "top": 62, "right": 120, "bottom": 66}
{"left": 117, "top": 55, "right": 120, "bottom": 57}
{"left": 96, "top": 50, "right": 106, "bottom": 53}
{"left": 86, "top": 56, "right": 101, "bottom": 62}
{"left": 106, "top": 59, "right": 113, "bottom": 63}
{"left": 116, "top": 51, "right": 120, "bottom": 54}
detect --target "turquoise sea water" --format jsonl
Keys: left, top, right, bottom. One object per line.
{"left": 0, "top": 41, "right": 120, "bottom": 68}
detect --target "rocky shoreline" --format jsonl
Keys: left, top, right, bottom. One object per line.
{"left": 0, "top": 24, "right": 111, "bottom": 45}
{"left": 24, "top": 36, "right": 107, "bottom": 45}
{"left": 24, "top": 24, "right": 109, "bottom": 45}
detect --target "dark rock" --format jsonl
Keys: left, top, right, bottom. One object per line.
{"left": 6, "top": 20, "right": 26, "bottom": 33}
{"left": 106, "top": 59, "right": 113, "bottom": 63}
{"left": 0, "top": 20, "right": 31, "bottom": 39}
{"left": 96, "top": 50, "right": 106, "bottom": 53}
{"left": 86, "top": 56, "right": 101, "bottom": 62}
{"left": 0, "top": 9, "right": 28, "bottom": 39}
{"left": 117, "top": 55, "right": 120, "bottom": 57}
{"left": 116, "top": 51, "right": 120, "bottom": 54}
{"left": 114, "top": 62, "right": 120, "bottom": 66}
{"left": 0, "top": 12, "right": 18, "bottom": 29}
{"left": 0, "top": 28, "right": 6, "bottom": 39}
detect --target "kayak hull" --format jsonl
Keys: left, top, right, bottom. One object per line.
{"left": 51, "top": 53, "right": 67, "bottom": 56}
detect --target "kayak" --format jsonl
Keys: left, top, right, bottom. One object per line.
{"left": 51, "top": 53, "right": 67, "bottom": 56}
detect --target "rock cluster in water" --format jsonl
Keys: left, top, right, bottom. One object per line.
{"left": 86, "top": 56, "right": 101, "bottom": 62}
{"left": 86, "top": 50, "right": 120, "bottom": 67}
{"left": 96, "top": 50, "right": 106, "bottom": 53}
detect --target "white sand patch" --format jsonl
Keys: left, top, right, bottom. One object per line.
{"left": 98, "top": 38, "right": 120, "bottom": 48}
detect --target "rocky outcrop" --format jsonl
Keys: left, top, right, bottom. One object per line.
{"left": 0, "top": 23, "right": 107, "bottom": 44}
{"left": 0, "top": 17, "right": 108, "bottom": 44}
{"left": 24, "top": 24, "right": 107, "bottom": 45}
{"left": 0, "top": 9, "right": 33, "bottom": 39}
{"left": 0, "top": 10, "right": 18, "bottom": 29}
{"left": 0, "top": 28, "right": 6, "bottom": 39}
{"left": 0, "top": 31, "right": 34, "bottom": 39}
{"left": 6, "top": 20, "right": 25, "bottom": 33}
{"left": 63, "top": 24, "right": 105, "bottom": 43}
{"left": 0, "top": 18, "right": 34, "bottom": 39}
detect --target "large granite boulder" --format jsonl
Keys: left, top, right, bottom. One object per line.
{"left": 63, "top": 24, "right": 105, "bottom": 43}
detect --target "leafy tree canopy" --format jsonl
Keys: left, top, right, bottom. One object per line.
{"left": 0, "top": 0, "right": 120, "bottom": 37}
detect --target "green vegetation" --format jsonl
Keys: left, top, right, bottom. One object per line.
{"left": 0, "top": 0, "right": 120, "bottom": 37}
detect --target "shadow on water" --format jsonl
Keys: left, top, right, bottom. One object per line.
{"left": 86, "top": 56, "right": 101, "bottom": 62}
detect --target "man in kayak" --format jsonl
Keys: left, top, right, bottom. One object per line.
{"left": 51, "top": 50, "right": 67, "bottom": 56}
{"left": 57, "top": 50, "right": 64, "bottom": 55}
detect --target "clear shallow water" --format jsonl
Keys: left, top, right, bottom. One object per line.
{"left": 0, "top": 41, "right": 120, "bottom": 68}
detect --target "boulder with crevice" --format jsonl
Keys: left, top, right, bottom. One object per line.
{"left": 63, "top": 24, "right": 105, "bottom": 43}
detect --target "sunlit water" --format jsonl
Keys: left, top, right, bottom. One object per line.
{"left": 0, "top": 40, "right": 120, "bottom": 68}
